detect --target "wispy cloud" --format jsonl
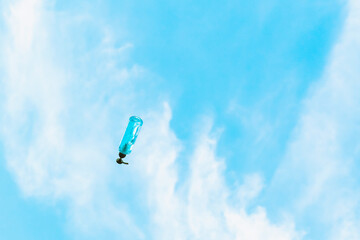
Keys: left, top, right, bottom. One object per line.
{"left": 136, "top": 113, "right": 302, "bottom": 239}
{"left": 1, "top": 0, "right": 143, "bottom": 238}
{"left": 270, "top": 0, "right": 360, "bottom": 238}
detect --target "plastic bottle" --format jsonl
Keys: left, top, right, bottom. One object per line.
{"left": 117, "top": 116, "right": 143, "bottom": 164}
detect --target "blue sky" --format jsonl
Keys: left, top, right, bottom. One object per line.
{"left": 1, "top": 0, "right": 360, "bottom": 239}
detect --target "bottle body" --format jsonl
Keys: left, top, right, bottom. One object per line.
{"left": 119, "top": 116, "right": 143, "bottom": 155}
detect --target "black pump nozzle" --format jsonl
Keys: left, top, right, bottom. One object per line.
{"left": 116, "top": 152, "right": 128, "bottom": 165}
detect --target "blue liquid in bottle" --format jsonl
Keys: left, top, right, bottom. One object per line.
{"left": 119, "top": 116, "right": 143, "bottom": 155}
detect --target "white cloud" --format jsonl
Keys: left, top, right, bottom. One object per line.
{"left": 1, "top": 0, "right": 143, "bottom": 239}
{"left": 270, "top": 0, "right": 360, "bottom": 238}
{"left": 136, "top": 115, "right": 302, "bottom": 239}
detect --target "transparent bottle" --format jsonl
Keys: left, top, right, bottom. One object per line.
{"left": 119, "top": 116, "right": 143, "bottom": 155}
